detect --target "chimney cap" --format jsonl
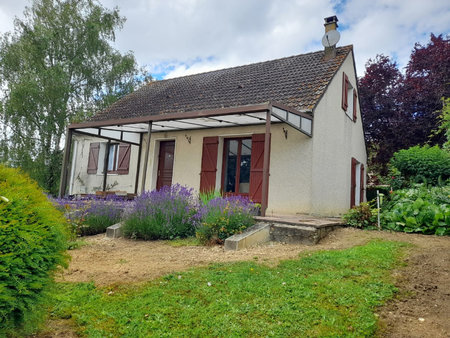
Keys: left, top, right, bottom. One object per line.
{"left": 324, "top": 15, "right": 339, "bottom": 25}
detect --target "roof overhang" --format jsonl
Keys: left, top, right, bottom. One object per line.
{"left": 68, "top": 101, "right": 313, "bottom": 145}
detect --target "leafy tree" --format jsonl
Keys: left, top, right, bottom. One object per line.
{"left": 0, "top": 0, "right": 150, "bottom": 195}
{"left": 358, "top": 55, "right": 404, "bottom": 170}
{"left": 359, "top": 34, "right": 449, "bottom": 173}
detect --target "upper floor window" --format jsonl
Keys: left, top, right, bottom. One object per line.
{"left": 342, "top": 72, "right": 358, "bottom": 122}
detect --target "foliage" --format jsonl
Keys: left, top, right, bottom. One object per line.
{"left": 435, "top": 97, "right": 450, "bottom": 150}
{"left": 343, "top": 202, "right": 378, "bottom": 229}
{"left": 0, "top": 165, "right": 68, "bottom": 334}
{"left": 198, "top": 189, "right": 222, "bottom": 205}
{"left": 381, "top": 185, "right": 450, "bottom": 236}
{"left": 54, "top": 195, "right": 128, "bottom": 236}
{"left": 195, "top": 196, "right": 258, "bottom": 245}
{"left": 359, "top": 34, "right": 450, "bottom": 173}
{"left": 390, "top": 145, "right": 450, "bottom": 186}
{"left": 47, "top": 241, "right": 407, "bottom": 337}
{"left": 0, "top": 0, "right": 150, "bottom": 195}
{"left": 123, "top": 184, "right": 199, "bottom": 240}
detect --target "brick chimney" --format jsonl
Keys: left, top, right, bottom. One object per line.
{"left": 323, "top": 16, "right": 339, "bottom": 60}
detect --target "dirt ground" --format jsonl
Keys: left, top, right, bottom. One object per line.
{"left": 50, "top": 228, "right": 450, "bottom": 337}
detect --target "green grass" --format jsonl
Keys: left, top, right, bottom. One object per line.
{"left": 48, "top": 240, "right": 408, "bottom": 337}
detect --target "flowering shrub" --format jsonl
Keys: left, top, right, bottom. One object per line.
{"left": 195, "top": 196, "right": 259, "bottom": 245}
{"left": 123, "top": 184, "right": 199, "bottom": 240}
{"left": 343, "top": 202, "right": 378, "bottom": 229}
{"left": 54, "top": 195, "right": 128, "bottom": 236}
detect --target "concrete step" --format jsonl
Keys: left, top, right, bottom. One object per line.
{"left": 224, "top": 222, "right": 271, "bottom": 251}
{"left": 106, "top": 222, "right": 124, "bottom": 238}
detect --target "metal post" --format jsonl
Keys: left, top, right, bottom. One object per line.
{"left": 58, "top": 128, "right": 73, "bottom": 198}
{"left": 134, "top": 133, "right": 143, "bottom": 195}
{"left": 102, "top": 140, "right": 111, "bottom": 192}
{"left": 261, "top": 108, "right": 271, "bottom": 216}
{"left": 140, "top": 122, "right": 152, "bottom": 194}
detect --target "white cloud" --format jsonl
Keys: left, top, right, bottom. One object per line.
{"left": 0, "top": 0, "right": 449, "bottom": 79}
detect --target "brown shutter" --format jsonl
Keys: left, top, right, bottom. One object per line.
{"left": 249, "top": 133, "right": 270, "bottom": 204}
{"left": 353, "top": 89, "right": 358, "bottom": 121}
{"left": 117, "top": 143, "right": 131, "bottom": 175}
{"left": 200, "top": 136, "right": 219, "bottom": 193}
{"left": 360, "top": 164, "right": 365, "bottom": 203}
{"left": 342, "top": 72, "right": 349, "bottom": 111}
{"left": 87, "top": 142, "right": 100, "bottom": 174}
{"left": 350, "top": 157, "right": 357, "bottom": 208}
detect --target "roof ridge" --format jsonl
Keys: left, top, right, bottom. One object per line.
{"left": 147, "top": 45, "right": 353, "bottom": 84}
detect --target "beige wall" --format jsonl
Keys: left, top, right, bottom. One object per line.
{"left": 69, "top": 135, "right": 140, "bottom": 194}
{"left": 310, "top": 51, "right": 367, "bottom": 216}
{"left": 135, "top": 123, "right": 313, "bottom": 214}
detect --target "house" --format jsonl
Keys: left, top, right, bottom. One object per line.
{"left": 59, "top": 16, "right": 367, "bottom": 217}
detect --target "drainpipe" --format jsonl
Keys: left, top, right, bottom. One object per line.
{"left": 261, "top": 107, "right": 271, "bottom": 216}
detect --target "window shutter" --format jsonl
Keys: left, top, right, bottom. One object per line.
{"left": 200, "top": 136, "right": 219, "bottom": 193}
{"left": 342, "top": 72, "right": 349, "bottom": 111}
{"left": 350, "top": 157, "right": 357, "bottom": 208}
{"left": 353, "top": 89, "right": 358, "bottom": 121}
{"left": 249, "top": 133, "right": 270, "bottom": 204}
{"left": 117, "top": 143, "right": 131, "bottom": 175}
{"left": 87, "top": 142, "right": 100, "bottom": 174}
{"left": 359, "top": 164, "right": 365, "bottom": 203}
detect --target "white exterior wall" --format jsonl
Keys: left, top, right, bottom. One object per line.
{"left": 310, "top": 51, "right": 367, "bottom": 216}
{"left": 70, "top": 135, "right": 140, "bottom": 194}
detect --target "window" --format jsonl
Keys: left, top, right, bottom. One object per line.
{"left": 107, "top": 143, "right": 119, "bottom": 172}
{"left": 223, "top": 138, "right": 252, "bottom": 194}
{"left": 342, "top": 72, "right": 358, "bottom": 122}
{"left": 87, "top": 142, "right": 130, "bottom": 175}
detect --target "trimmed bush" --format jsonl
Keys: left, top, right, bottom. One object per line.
{"left": 195, "top": 196, "right": 258, "bottom": 244}
{"left": 381, "top": 185, "right": 450, "bottom": 235}
{"left": 390, "top": 145, "right": 450, "bottom": 186}
{"left": 0, "top": 165, "right": 68, "bottom": 333}
{"left": 123, "top": 184, "right": 198, "bottom": 240}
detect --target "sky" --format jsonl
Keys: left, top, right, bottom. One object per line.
{"left": 0, "top": 0, "right": 449, "bottom": 80}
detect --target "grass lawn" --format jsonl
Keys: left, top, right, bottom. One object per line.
{"left": 48, "top": 240, "right": 408, "bottom": 337}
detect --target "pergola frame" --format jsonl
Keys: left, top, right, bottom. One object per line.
{"left": 59, "top": 101, "right": 313, "bottom": 216}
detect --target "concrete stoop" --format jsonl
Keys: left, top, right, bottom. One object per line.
{"left": 224, "top": 217, "right": 342, "bottom": 251}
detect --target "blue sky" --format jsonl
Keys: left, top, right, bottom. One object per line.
{"left": 0, "top": 0, "right": 449, "bottom": 79}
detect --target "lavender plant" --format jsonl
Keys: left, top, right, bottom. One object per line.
{"left": 53, "top": 195, "right": 128, "bottom": 236}
{"left": 195, "top": 195, "right": 259, "bottom": 244}
{"left": 123, "top": 184, "right": 199, "bottom": 240}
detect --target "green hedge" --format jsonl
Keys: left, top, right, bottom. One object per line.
{"left": 0, "top": 165, "right": 68, "bottom": 334}
{"left": 390, "top": 145, "right": 450, "bottom": 186}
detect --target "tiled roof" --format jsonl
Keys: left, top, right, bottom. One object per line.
{"left": 91, "top": 45, "right": 353, "bottom": 122}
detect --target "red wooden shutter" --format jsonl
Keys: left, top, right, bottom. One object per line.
{"left": 249, "top": 133, "right": 270, "bottom": 204}
{"left": 359, "top": 164, "right": 365, "bottom": 203}
{"left": 117, "top": 143, "right": 131, "bottom": 175}
{"left": 350, "top": 157, "right": 357, "bottom": 208}
{"left": 342, "top": 72, "right": 348, "bottom": 111}
{"left": 353, "top": 89, "right": 358, "bottom": 121}
{"left": 87, "top": 142, "right": 100, "bottom": 174}
{"left": 200, "top": 136, "right": 219, "bottom": 193}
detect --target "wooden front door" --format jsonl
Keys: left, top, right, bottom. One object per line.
{"left": 156, "top": 141, "right": 175, "bottom": 190}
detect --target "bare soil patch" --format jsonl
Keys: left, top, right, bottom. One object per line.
{"left": 54, "top": 228, "right": 450, "bottom": 337}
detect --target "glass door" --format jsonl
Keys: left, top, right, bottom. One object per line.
{"left": 222, "top": 138, "right": 252, "bottom": 195}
